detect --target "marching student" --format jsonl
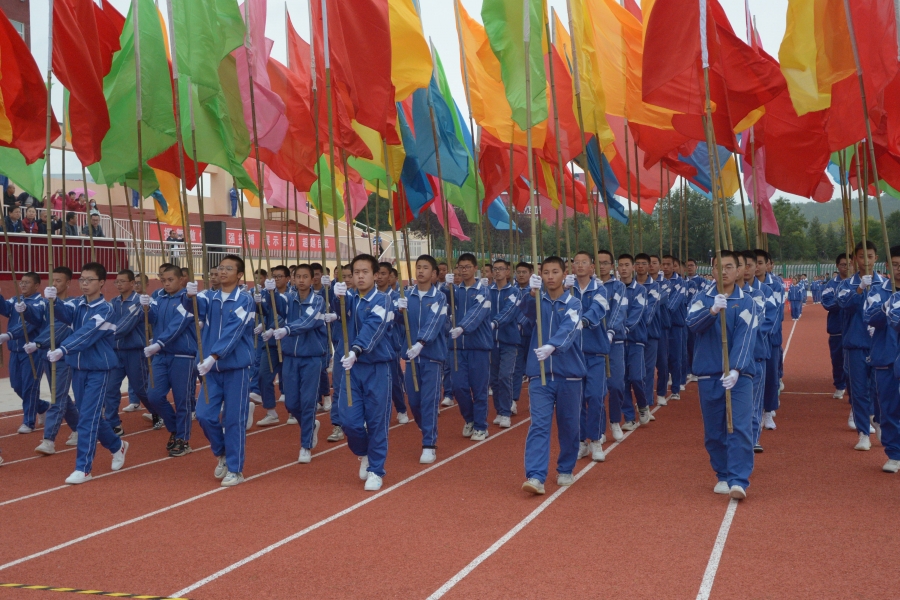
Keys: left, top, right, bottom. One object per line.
{"left": 519, "top": 257, "right": 585, "bottom": 495}
{"left": 439, "top": 262, "right": 456, "bottom": 409}
{"left": 596, "top": 250, "right": 628, "bottom": 441}
{"left": 569, "top": 251, "right": 611, "bottom": 462}
{"left": 255, "top": 265, "right": 290, "bottom": 427}
{"left": 103, "top": 270, "right": 150, "bottom": 437}
{"left": 332, "top": 254, "right": 393, "bottom": 491}
{"left": 634, "top": 253, "right": 661, "bottom": 420}
{"left": 270, "top": 264, "right": 326, "bottom": 463}
{"left": 24, "top": 267, "right": 79, "bottom": 454}
{"left": 444, "top": 253, "right": 493, "bottom": 440}
{"left": 488, "top": 259, "right": 522, "bottom": 428}
{"left": 687, "top": 250, "right": 757, "bottom": 500}
{"left": 140, "top": 264, "right": 197, "bottom": 457}
{"left": 45, "top": 262, "right": 128, "bottom": 485}
{"left": 399, "top": 255, "right": 449, "bottom": 464}
{"left": 187, "top": 255, "right": 256, "bottom": 486}
{"left": 0, "top": 272, "right": 48, "bottom": 434}
{"left": 761, "top": 253, "right": 785, "bottom": 430}
{"left": 821, "top": 254, "right": 849, "bottom": 400}
{"left": 311, "top": 263, "right": 337, "bottom": 432}
{"left": 661, "top": 255, "right": 688, "bottom": 400}
{"left": 652, "top": 256, "right": 671, "bottom": 405}
{"left": 683, "top": 258, "right": 705, "bottom": 383}
{"left": 377, "top": 261, "right": 409, "bottom": 424}
{"left": 511, "top": 261, "right": 534, "bottom": 415}
{"left": 741, "top": 251, "right": 777, "bottom": 454}
{"left": 616, "top": 254, "right": 650, "bottom": 430}
{"left": 788, "top": 275, "right": 805, "bottom": 320}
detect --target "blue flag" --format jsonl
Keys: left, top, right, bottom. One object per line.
{"left": 411, "top": 76, "right": 470, "bottom": 188}
{"left": 397, "top": 106, "right": 434, "bottom": 218}
{"left": 585, "top": 137, "right": 629, "bottom": 225}
{"left": 487, "top": 197, "right": 520, "bottom": 231}
{"left": 679, "top": 143, "right": 732, "bottom": 193}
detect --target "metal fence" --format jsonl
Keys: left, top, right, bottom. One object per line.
{"left": 697, "top": 262, "right": 886, "bottom": 279}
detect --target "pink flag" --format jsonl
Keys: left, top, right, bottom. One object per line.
{"left": 234, "top": 0, "right": 288, "bottom": 153}
{"left": 347, "top": 180, "right": 369, "bottom": 219}
{"left": 428, "top": 176, "right": 470, "bottom": 241}
{"left": 741, "top": 138, "right": 780, "bottom": 235}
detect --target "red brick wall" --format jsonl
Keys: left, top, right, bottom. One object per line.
{"left": 0, "top": 0, "right": 31, "bottom": 49}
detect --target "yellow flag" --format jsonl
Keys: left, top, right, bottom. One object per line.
{"left": 539, "top": 158, "right": 559, "bottom": 208}
{"left": 243, "top": 188, "right": 259, "bottom": 207}
{"left": 389, "top": 0, "right": 432, "bottom": 101}
{"left": 152, "top": 168, "right": 185, "bottom": 226}
{"left": 719, "top": 156, "right": 740, "bottom": 198}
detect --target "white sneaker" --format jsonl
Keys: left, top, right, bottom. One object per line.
{"left": 763, "top": 412, "right": 776, "bottom": 430}
{"left": 17, "top": 424, "right": 33, "bottom": 434}
{"left": 577, "top": 441, "right": 590, "bottom": 459}
{"left": 364, "top": 471, "right": 383, "bottom": 491}
{"left": 462, "top": 422, "right": 474, "bottom": 437}
{"left": 36, "top": 413, "right": 44, "bottom": 428}
{"left": 679, "top": 385, "right": 686, "bottom": 391}
{"left": 488, "top": 387, "right": 493, "bottom": 396}
{"left": 638, "top": 408, "right": 650, "bottom": 425}
{"left": 65, "top": 470, "right": 92, "bottom": 485}
{"left": 621, "top": 420, "right": 639, "bottom": 431}
{"left": 855, "top": 433, "right": 871, "bottom": 451}
{"left": 590, "top": 440, "right": 605, "bottom": 462}
{"left": 599, "top": 434, "right": 606, "bottom": 444}
{"left": 214, "top": 456, "right": 228, "bottom": 479}
{"left": 256, "top": 413, "right": 280, "bottom": 427}
{"left": 611, "top": 423, "right": 624, "bottom": 441}
{"left": 779, "top": 379, "right": 784, "bottom": 392}
{"left": 123, "top": 403, "right": 140, "bottom": 412}
{"left": 556, "top": 473, "right": 575, "bottom": 486}
{"left": 397, "top": 412, "right": 410, "bottom": 424}
{"left": 729, "top": 485, "right": 747, "bottom": 500}
{"left": 869, "top": 423, "right": 877, "bottom": 435}
{"left": 420, "top": 448, "right": 436, "bottom": 464}
{"left": 493, "top": 414, "right": 502, "bottom": 425}
{"left": 872, "top": 419, "right": 882, "bottom": 444}
{"left": 111, "top": 441, "right": 128, "bottom": 471}
{"left": 498, "top": 416, "right": 511, "bottom": 428}
{"left": 35, "top": 439, "right": 55, "bottom": 455}
{"left": 359, "top": 455, "right": 369, "bottom": 480}
{"left": 670, "top": 393, "right": 681, "bottom": 400}
{"left": 322, "top": 396, "right": 332, "bottom": 411}
{"left": 249, "top": 392, "right": 262, "bottom": 404}
{"left": 441, "top": 396, "right": 455, "bottom": 407}
{"left": 522, "top": 478, "right": 545, "bottom": 495}
{"left": 286, "top": 415, "right": 298, "bottom": 425}
{"left": 278, "top": 394, "right": 285, "bottom": 403}
{"left": 327, "top": 426, "right": 344, "bottom": 442}
{"left": 510, "top": 401, "right": 518, "bottom": 415}
{"left": 687, "top": 374, "right": 698, "bottom": 383}
{"left": 832, "top": 389, "right": 846, "bottom": 399}
{"left": 470, "top": 430, "right": 488, "bottom": 441}
{"left": 657, "top": 395, "right": 668, "bottom": 406}
{"left": 714, "top": 481, "right": 730, "bottom": 494}
{"left": 246, "top": 403, "right": 255, "bottom": 431}
{"left": 298, "top": 448, "right": 312, "bottom": 463}
{"left": 142, "top": 413, "right": 153, "bottom": 422}
{"left": 668, "top": 374, "right": 672, "bottom": 386}
{"left": 848, "top": 410, "right": 856, "bottom": 430}
{"left": 221, "top": 472, "right": 244, "bottom": 487}
{"left": 882, "top": 459, "right": 900, "bottom": 473}
{"left": 311, "top": 419, "right": 321, "bottom": 449}
{"left": 65, "top": 432, "right": 78, "bottom": 446}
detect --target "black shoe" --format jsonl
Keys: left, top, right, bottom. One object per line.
{"left": 753, "top": 444, "right": 764, "bottom": 453}
{"left": 166, "top": 433, "right": 177, "bottom": 452}
{"left": 168, "top": 439, "right": 191, "bottom": 457}
{"left": 152, "top": 415, "right": 164, "bottom": 430}
{"left": 113, "top": 426, "right": 124, "bottom": 436}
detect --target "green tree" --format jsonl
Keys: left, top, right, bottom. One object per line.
{"left": 769, "top": 197, "right": 810, "bottom": 261}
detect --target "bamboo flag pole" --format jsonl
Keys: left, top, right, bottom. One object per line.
{"left": 81, "top": 165, "right": 96, "bottom": 261}
{"left": 186, "top": 75, "right": 209, "bottom": 288}
{"left": 293, "top": 186, "right": 301, "bottom": 266}
{"left": 634, "top": 140, "right": 643, "bottom": 251}
{"left": 508, "top": 143, "right": 516, "bottom": 262}
{"left": 853, "top": 142, "right": 869, "bottom": 274}
{"left": 750, "top": 127, "right": 764, "bottom": 247}
{"left": 523, "top": 0, "right": 546, "bottom": 386}
{"left": 321, "top": 0, "right": 353, "bottom": 405}
{"left": 235, "top": 181, "right": 269, "bottom": 365}
{"left": 659, "top": 164, "right": 664, "bottom": 255}
{"left": 43, "top": 1, "right": 56, "bottom": 394}
{"left": 164, "top": 0, "right": 209, "bottom": 403}
{"left": 711, "top": 146, "right": 734, "bottom": 250}
{"left": 680, "top": 178, "right": 686, "bottom": 259}
{"left": 624, "top": 124, "right": 634, "bottom": 254}
{"left": 843, "top": 0, "right": 894, "bottom": 291}
{"left": 339, "top": 149, "right": 358, "bottom": 258}
{"left": 667, "top": 170, "right": 673, "bottom": 255}
{"left": 733, "top": 152, "right": 750, "bottom": 248}
{"left": 123, "top": 185, "right": 154, "bottom": 386}
{"left": 60, "top": 100, "right": 67, "bottom": 267}
{"left": 105, "top": 187, "right": 120, "bottom": 271}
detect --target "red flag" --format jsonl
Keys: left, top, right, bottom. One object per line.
{"left": 541, "top": 45, "right": 582, "bottom": 165}
{"left": 146, "top": 146, "right": 205, "bottom": 192}
{"left": 94, "top": 1, "right": 124, "bottom": 74}
{"left": 394, "top": 184, "right": 415, "bottom": 228}
{"left": 478, "top": 131, "right": 526, "bottom": 213}
{"left": 606, "top": 116, "right": 660, "bottom": 211}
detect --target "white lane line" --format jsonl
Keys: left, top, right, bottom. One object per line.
{"left": 0, "top": 427, "right": 44, "bottom": 440}
{"left": 694, "top": 317, "right": 799, "bottom": 600}
{"left": 426, "top": 405, "right": 660, "bottom": 600}
{"left": 0, "top": 426, "right": 156, "bottom": 468}
{"left": 171, "top": 416, "right": 532, "bottom": 599}
{"left": 0, "top": 412, "right": 25, "bottom": 420}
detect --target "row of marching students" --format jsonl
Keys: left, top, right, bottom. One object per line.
{"left": 822, "top": 242, "right": 900, "bottom": 472}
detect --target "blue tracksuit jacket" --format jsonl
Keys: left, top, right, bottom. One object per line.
{"left": 405, "top": 284, "right": 449, "bottom": 363}
{"left": 147, "top": 289, "right": 198, "bottom": 357}
{"left": 111, "top": 292, "right": 146, "bottom": 351}
{"left": 0, "top": 292, "right": 43, "bottom": 352}
{"left": 518, "top": 289, "right": 585, "bottom": 379}
{"left": 444, "top": 280, "right": 492, "bottom": 351}
{"left": 490, "top": 282, "right": 523, "bottom": 346}
{"left": 838, "top": 273, "right": 886, "bottom": 350}
{"left": 275, "top": 289, "right": 328, "bottom": 357}
{"left": 822, "top": 275, "right": 847, "bottom": 335}
{"left": 188, "top": 287, "right": 256, "bottom": 371}
{"left": 686, "top": 285, "right": 757, "bottom": 377}
{"left": 54, "top": 296, "right": 118, "bottom": 371}
{"left": 571, "top": 277, "right": 611, "bottom": 355}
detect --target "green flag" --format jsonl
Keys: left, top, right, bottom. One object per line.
{"left": 0, "top": 147, "right": 45, "bottom": 199}
{"left": 309, "top": 155, "right": 345, "bottom": 221}
{"left": 481, "top": 0, "right": 547, "bottom": 131}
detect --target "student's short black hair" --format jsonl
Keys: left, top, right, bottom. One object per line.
{"left": 457, "top": 252, "right": 477, "bottom": 267}
{"left": 390, "top": 268, "right": 398, "bottom": 277}
{"left": 52, "top": 266, "right": 73, "bottom": 280}
{"left": 310, "top": 262, "right": 324, "bottom": 274}
{"left": 754, "top": 249, "right": 770, "bottom": 262}
{"left": 515, "top": 261, "right": 534, "bottom": 272}
{"left": 835, "top": 252, "right": 847, "bottom": 264}
{"left": 854, "top": 240, "right": 876, "bottom": 254}
{"left": 416, "top": 254, "right": 438, "bottom": 271}
{"left": 438, "top": 261, "right": 448, "bottom": 268}
{"left": 351, "top": 253, "right": 380, "bottom": 274}
{"left": 662, "top": 254, "right": 677, "bottom": 263}
{"left": 617, "top": 253, "right": 635, "bottom": 264}
{"left": 81, "top": 262, "right": 107, "bottom": 281}
{"left": 686, "top": 258, "right": 697, "bottom": 266}
{"left": 294, "top": 264, "right": 313, "bottom": 276}
{"left": 161, "top": 264, "right": 181, "bottom": 277}
{"left": 255, "top": 268, "right": 268, "bottom": 277}
{"left": 118, "top": 269, "right": 136, "bottom": 281}
{"left": 21, "top": 271, "right": 40, "bottom": 285}
{"left": 649, "top": 254, "right": 660, "bottom": 262}
{"left": 159, "top": 262, "right": 174, "bottom": 271}
{"left": 634, "top": 253, "right": 651, "bottom": 263}
{"left": 741, "top": 250, "right": 757, "bottom": 265}
{"left": 221, "top": 254, "right": 245, "bottom": 276}
{"left": 180, "top": 267, "right": 190, "bottom": 277}
{"left": 716, "top": 250, "right": 738, "bottom": 265}
{"left": 597, "top": 250, "right": 614, "bottom": 263}
{"left": 378, "top": 261, "right": 393, "bottom": 272}
{"left": 574, "top": 250, "right": 593, "bottom": 263}
{"left": 541, "top": 256, "right": 566, "bottom": 272}
{"left": 492, "top": 258, "right": 510, "bottom": 268}
{"left": 272, "top": 265, "right": 291, "bottom": 278}
{"left": 891, "top": 246, "right": 900, "bottom": 260}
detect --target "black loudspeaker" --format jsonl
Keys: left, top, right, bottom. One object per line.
{"left": 204, "top": 221, "right": 227, "bottom": 246}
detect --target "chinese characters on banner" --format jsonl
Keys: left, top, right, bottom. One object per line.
{"left": 151, "top": 224, "right": 334, "bottom": 251}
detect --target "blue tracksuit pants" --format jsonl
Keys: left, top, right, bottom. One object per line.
{"left": 751, "top": 359, "right": 766, "bottom": 445}
{"left": 699, "top": 375, "right": 754, "bottom": 489}
{"left": 443, "top": 352, "right": 454, "bottom": 399}
{"left": 406, "top": 359, "right": 442, "bottom": 447}
{"left": 72, "top": 369, "right": 123, "bottom": 474}
{"left": 846, "top": 348, "right": 876, "bottom": 437}
{"left": 338, "top": 361, "right": 391, "bottom": 477}
{"left": 668, "top": 326, "right": 685, "bottom": 390}
{"left": 283, "top": 355, "right": 325, "bottom": 450}
{"left": 512, "top": 343, "right": 528, "bottom": 401}
{"left": 40, "top": 355, "right": 78, "bottom": 442}
{"left": 319, "top": 359, "right": 331, "bottom": 400}
{"left": 390, "top": 358, "right": 407, "bottom": 416}
{"left": 655, "top": 330, "right": 669, "bottom": 398}
{"left": 874, "top": 367, "right": 900, "bottom": 460}
{"left": 790, "top": 300, "right": 802, "bottom": 320}
{"left": 764, "top": 345, "right": 781, "bottom": 413}
{"left": 524, "top": 377, "right": 581, "bottom": 483}
{"left": 10, "top": 351, "right": 48, "bottom": 429}
{"left": 252, "top": 345, "right": 281, "bottom": 410}
{"left": 248, "top": 343, "right": 261, "bottom": 395}
{"left": 453, "top": 349, "right": 490, "bottom": 432}
{"left": 490, "top": 344, "right": 518, "bottom": 418}
{"left": 644, "top": 337, "right": 659, "bottom": 407}
{"left": 104, "top": 349, "right": 149, "bottom": 429}
{"left": 686, "top": 330, "right": 696, "bottom": 375}
{"left": 607, "top": 342, "right": 626, "bottom": 425}
{"left": 147, "top": 354, "right": 196, "bottom": 441}
{"left": 829, "top": 334, "right": 846, "bottom": 391}
{"left": 622, "top": 342, "right": 648, "bottom": 420}
{"left": 196, "top": 366, "right": 251, "bottom": 474}
{"left": 580, "top": 353, "right": 608, "bottom": 441}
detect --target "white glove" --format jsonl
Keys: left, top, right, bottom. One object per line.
{"left": 253, "top": 292, "right": 263, "bottom": 304}
{"left": 320, "top": 275, "right": 331, "bottom": 287}
{"left": 861, "top": 275, "right": 873, "bottom": 289}
{"left": 397, "top": 297, "right": 408, "bottom": 309}
{"left": 144, "top": 343, "right": 162, "bottom": 358}
{"left": 607, "top": 330, "right": 614, "bottom": 343}
{"left": 0, "top": 333, "right": 10, "bottom": 344}
{"left": 406, "top": 341, "right": 423, "bottom": 360}
{"left": 450, "top": 327, "right": 463, "bottom": 339}
{"left": 529, "top": 274, "right": 542, "bottom": 291}
{"left": 186, "top": 281, "right": 198, "bottom": 296}
{"left": 867, "top": 325, "right": 875, "bottom": 337}
{"left": 491, "top": 321, "right": 497, "bottom": 330}
{"left": 323, "top": 313, "right": 338, "bottom": 323}
{"left": 43, "top": 286, "right": 57, "bottom": 299}
{"left": 444, "top": 274, "right": 455, "bottom": 285}
{"left": 479, "top": 277, "right": 489, "bottom": 287}
{"left": 273, "top": 327, "right": 288, "bottom": 340}
{"left": 253, "top": 323, "right": 264, "bottom": 336}
{"left": 564, "top": 274, "right": 576, "bottom": 289}
{"left": 264, "top": 278, "right": 276, "bottom": 291}
{"left": 341, "top": 350, "right": 357, "bottom": 370}
{"left": 534, "top": 344, "right": 555, "bottom": 361}
{"left": 197, "top": 355, "right": 216, "bottom": 376}
{"left": 47, "top": 348, "right": 64, "bottom": 362}
{"left": 720, "top": 369, "right": 739, "bottom": 390}
{"left": 14, "top": 301, "right": 26, "bottom": 313}
{"left": 334, "top": 282, "right": 347, "bottom": 297}
{"left": 139, "top": 294, "right": 151, "bottom": 307}
{"left": 23, "top": 342, "right": 37, "bottom": 354}
{"left": 261, "top": 328, "right": 274, "bottom": 341}
{"left": 711, "top": 294, "right": 728, "bottom": 314}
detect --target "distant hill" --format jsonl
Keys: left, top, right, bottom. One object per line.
{"left": 730, "top": 196, "right": 900, "bottom": 226}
